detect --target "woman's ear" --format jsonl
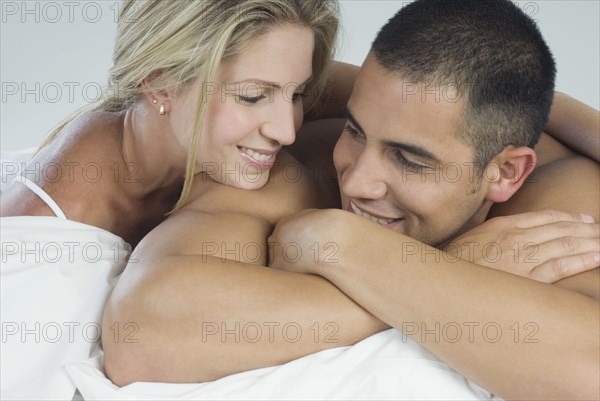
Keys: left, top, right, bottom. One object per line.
{"left": 484, "top": 146, "right": 537, "bottom": 203}
{"left": 141, "top": 70, "right": 171, "bottom": 115}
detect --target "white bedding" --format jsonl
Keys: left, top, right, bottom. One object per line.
{"left": 1, "top": 150, "right": 130, "bottom": 400}
{"left": 67, "top": 329, "right": 499, "bottom": 400}
{"left": 0, "top": 217, "right": 129, "bottom": 400}
{"left": 1, "top": 148, "right": 499, "bottom": 400}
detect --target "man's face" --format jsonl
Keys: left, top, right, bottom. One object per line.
{"left": 333, "top": 54, "right": 492, "bottom": 246}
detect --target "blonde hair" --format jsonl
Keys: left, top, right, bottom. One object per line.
{"left": 38, "top": 0, "right": 339, "bottom": 212}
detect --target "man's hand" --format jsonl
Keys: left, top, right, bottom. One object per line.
{"left": 444, "top": 209, "right": 600, "bottom": 283}
{"left": 268, "top": 209, "right": 353, "bottom": 274}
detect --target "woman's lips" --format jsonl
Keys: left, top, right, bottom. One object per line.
{"left": 238, "top": 146, "right": 278, "bottom": 170}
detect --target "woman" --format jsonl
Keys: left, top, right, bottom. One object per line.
{"left": 1, "top": 0, "right": 340, "bottom": 247}
{"left": 0, "top": 1, "right": 340, "bottom": 399}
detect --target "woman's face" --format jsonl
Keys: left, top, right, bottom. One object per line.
{"left": 173, "top": 23, "right": 315, "bottom": 190}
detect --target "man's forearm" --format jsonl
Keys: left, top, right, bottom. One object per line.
{"left": 102, "top": 254, "right": 388, "bottom": 386}
{"left": 316, "top": 227, "right": 599, "bottom": 401}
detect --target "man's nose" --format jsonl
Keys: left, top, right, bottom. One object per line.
{"left": 340, "top": 148, "right": 388, "bottom": 201}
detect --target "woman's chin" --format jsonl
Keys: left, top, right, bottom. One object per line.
{"left": 225, "top": 172, "right": 271, "bottom": 191}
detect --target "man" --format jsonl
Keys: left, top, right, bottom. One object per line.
{"left": 270, "top": 1, "right": 599, "bottom": 399}
{"left": 104, "top": 1, "right": 599, "bottom": 399}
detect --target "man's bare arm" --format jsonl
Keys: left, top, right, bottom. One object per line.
{"left": 271, "top": 113, "right": 600, "bottom": 400}
{"left": 490, "top": 144, "right": 600, "bottom": 299}
{"left": 102, "top": 153, "right": 387, "bottom": 385}
{"left": 102, "top": 210, "right": 387, "bottom": 385}
{"left": 269, "top": 208, "right": 599, "bottom": 401}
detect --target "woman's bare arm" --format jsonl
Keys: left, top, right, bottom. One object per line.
{"left": 304, "top": 61, "right": 359, "bottom": 121}
{"left": 544, "top": 92, "right": 600, "bottom": 162}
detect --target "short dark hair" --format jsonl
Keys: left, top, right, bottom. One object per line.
{"left": 372, "top": 0, "right": 556, "bottom": 170}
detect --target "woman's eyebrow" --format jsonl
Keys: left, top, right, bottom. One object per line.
{"left": 236, "top": 80, "right": 281, "bottom": 89}
{"left": 234, "top": 75, "right": 313, "bottom": 89}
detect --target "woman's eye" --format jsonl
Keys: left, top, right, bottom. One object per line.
{"left": 238, "top": 95, "right": 266, "bottom": 104}
{"left": 291, "top": 92, "right": 307, "bottom": 103}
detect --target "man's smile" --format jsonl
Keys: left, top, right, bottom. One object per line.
{"left": 348, "top": 200, "right": 404, "bottom": 228}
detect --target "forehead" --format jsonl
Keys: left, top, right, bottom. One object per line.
{"left": 349, "top": 55, "right": 473, "bottom": 162}
{"left": 218, "top": 23, "right": 314, "bottom": 84}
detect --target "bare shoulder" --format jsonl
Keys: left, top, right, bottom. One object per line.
{"left": 489, "top": 153, "right": 600, "bottom": 299}
{"left": 535, "top": 131, "right": 575, "bottom": 167}
{"left": 133, "top": 150, "right": 327, "bottom": 266}
{"left": 134, "top": 205, "right": 272, "bottom": 269}
{"left": 1, "top": 111, "right": 126, "bottom": 223}
{"left": 185, "top": 150, "right": 330, "bottom": 225}
{"left": 491, "top": 154, "right": 599, "bottom": 221}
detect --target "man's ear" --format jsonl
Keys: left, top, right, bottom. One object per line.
{"left": 484, "top": 146, "right": 537, "bottom": 203}
{"left": 141, "top": 70, "right": 171, "bottom": 114}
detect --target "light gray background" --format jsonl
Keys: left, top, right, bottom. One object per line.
{"left": 1, "top": 0, "right": 599, "bottom": 151}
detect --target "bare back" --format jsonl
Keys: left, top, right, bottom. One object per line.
{"left": 1, "top": 112, "right": 181, "bottom": 247}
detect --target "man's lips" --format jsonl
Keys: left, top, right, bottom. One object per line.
{"left": 347, "top": 200, "right": 404, "bottom": 227}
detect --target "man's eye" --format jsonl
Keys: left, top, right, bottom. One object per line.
{"left": 238, "top": 95, "right": 266, "bottom": 104}
{"left": 393, "top": 150, "right": 427, "bottom": 172}
{"left": 344, "top": 124, "right": 364, "bottom": 140}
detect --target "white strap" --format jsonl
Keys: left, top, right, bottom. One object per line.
{"left": 17, "top": 176, "right": 68, "bottom": 219}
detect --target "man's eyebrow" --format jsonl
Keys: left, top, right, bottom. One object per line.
{"left": 344, "top": 107, "right": 441, "bottom": 163}
{"left": 383, "top": 141, "right": 441, "bottom": 163}
{"left": 343, "top": 107, "right": 365, "bottom": 134}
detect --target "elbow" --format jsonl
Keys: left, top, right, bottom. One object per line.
{"left": 102, "top": 340, "right": 144, "bottom": 387}
{"left": 101, "top": 288, "right": 156, "bottom": 386}
{"left": 101, "top": 275, "right": 176, "bottom": 386}
{"left": 101, "top": 272, "right": 220, "bottom": 385}
{"left": 103, "top": 335, "right": 169, "bottom": 387}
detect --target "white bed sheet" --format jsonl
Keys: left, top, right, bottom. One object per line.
{"left": 1, "top": 149, "right": 130, "bottom": 400}
{"left": 68, "top": 329, "right": 500, "bottom": 400}
{"left": 1, "top": 148, "right": 500, "bottom": 400}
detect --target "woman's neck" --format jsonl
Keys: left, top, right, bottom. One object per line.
{"left": 121, "top": 104, "right": 187, "bottom": 197}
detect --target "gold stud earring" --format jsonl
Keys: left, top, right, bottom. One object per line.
{"left": 159, "top": 103, "right": 166, "bottom": 116}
